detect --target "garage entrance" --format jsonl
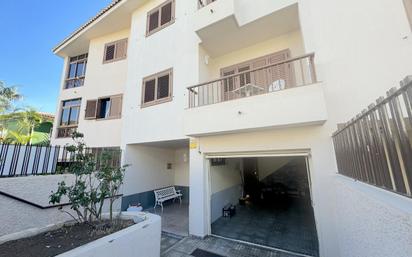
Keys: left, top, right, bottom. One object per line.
{"left": 209, "top": 155, "right": 319, "bottom": 257}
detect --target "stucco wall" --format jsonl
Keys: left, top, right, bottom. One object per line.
{"left": 210, "top": 158, "right": 242, "bottom": 223}
{"left": 51, "top": 29, "right": 130, "bottom": 147}
{"left": 121, "top": 0, "right": 199, "bottom": 145}
{"left": 334, "top": 175, "right": 412, "bottom": 257}
{"left": 210, "top": 158, "right": 242, "bottom": 194}
{"left": 174, "top": 148, "right": 190, "bottom": 187}
{"left": 122, "top": 144, "right": 175, "bottom": 196}
{"left": 0, "top": 175, "right": 121, "bottom": 237}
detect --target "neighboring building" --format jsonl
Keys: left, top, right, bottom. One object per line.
{"left": 51, "top": 1, "right": 412, "bottom": 257}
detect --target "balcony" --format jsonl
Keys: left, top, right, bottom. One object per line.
{"left": 183, "top": 53, "right": 327, "bottom": 136}
{"left": 64, "top": 77, "right": 85, "bottom": 89}
{"left": 193, "top": 0, "right": 300, "bottom": 57}
{"left": 56, "top": 126, "right": 77, "bottom": 138}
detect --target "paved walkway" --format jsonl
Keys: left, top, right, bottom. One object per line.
{"left": 161, "top": 234, "right": 305, "bottom": 257}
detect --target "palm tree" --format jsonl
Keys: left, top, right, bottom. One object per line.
{"left": 0, "top": 81, "right": 22, "bottom": 114}
{"left": 5, "top": 107, "right": 43, "bottom": 144}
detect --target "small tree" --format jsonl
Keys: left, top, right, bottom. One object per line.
{"left": 97, "top": 150, "right": 128, "bottom": 222}
{"left": 50, "top": 132, "right": 127, "bottom": 224}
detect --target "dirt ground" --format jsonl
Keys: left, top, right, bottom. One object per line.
{"left": 0, "top": 219, "right": 134, "bottom": 257}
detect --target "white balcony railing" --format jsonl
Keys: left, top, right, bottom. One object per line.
{"left": 187, "top": 53, "right": 317, "bottom": 108}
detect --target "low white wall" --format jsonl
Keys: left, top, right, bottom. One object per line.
{"left": 58, "top": 213, "right": 161, "bottom": 257}
{"left": 0, "top": 175, "right": 121, "bottom": 237}
{"left": 334, "top": 175, "right": 412, "bottom": 257}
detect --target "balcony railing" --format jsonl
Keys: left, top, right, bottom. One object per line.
{"left": 187, "top": 53, "right": 317, "bottom": 108}
{"left": 57, "top": 126, "right": 77, "bottom": 138}
{"left": 198, "top": 0, "right": 217, "bottom": 9}
{"left": 65, "top": 77, "right": 85, "bottom": 89}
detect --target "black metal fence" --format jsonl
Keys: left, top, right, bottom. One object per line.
{"left": 332, "top": 76, "right": 412, "bottom": 198}
{"left": 0, "top": 144, "right": 121, "bottom": 177}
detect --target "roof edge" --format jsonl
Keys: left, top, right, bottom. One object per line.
{"left": 52, "top": 0, "right": 124, "bottom": 55}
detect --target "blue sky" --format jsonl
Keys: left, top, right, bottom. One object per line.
{"left": 0, "top": 0, "right": 112, "bottom": 114}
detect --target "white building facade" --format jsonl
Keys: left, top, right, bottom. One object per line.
{"left": 51, "top": 1, "right": 412, "bottom": 257}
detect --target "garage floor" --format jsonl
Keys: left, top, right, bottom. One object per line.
{"left": 211, "top": 197, "right": 319, "bottom": 257}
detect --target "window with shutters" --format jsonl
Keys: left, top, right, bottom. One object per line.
{"left": 220, "top": 49, "right": 293, "bottom": 99}
{"left": 103, "top": 39, "right": 128, "bottom": 63}
{"left": 65, "top": 54, "right": 88, "bottom": 89}
{"left": 404, "top": 0, "right": 412, "bottom": 30}
{"left": 85, "top": 95, "right": 123, "bottom": 120}
{"left": 142, "top": 68, "right": 173, "bottom": 107}
{"left": 146, "top": 0, "right": 175, "bottom": 36}
{"left": 57, "top": 98, "right": 81, "bottom": 138}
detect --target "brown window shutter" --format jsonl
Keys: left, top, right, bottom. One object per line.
{"left": 252, "top": 58, "right": 268, "bottom": 88}
{"left": 85, "top": 100, "right": 97, "bottom": 119}
{"left": 149, "top": 10, "right": 160, "bottom": 32}
{"left": 161, "top": 2, "right": 172, "bottom": 25}
{"left": 109, "top": 95, "right": 123, "bottom": 119}
{"left": 115, "top": 39, "right": 128, "bottom": 59}
{"left": 104, "top": 44, "right": 115, "bottom": 62}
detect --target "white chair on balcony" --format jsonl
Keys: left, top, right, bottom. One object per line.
{"left": 268, "top": 79, "right": 286, "bottom": 92}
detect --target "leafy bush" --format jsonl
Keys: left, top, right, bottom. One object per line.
{"left": 50, "top": 132, "right": 128, "bottom": 224}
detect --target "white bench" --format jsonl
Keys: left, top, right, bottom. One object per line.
{"left": 154, "top": 186, "right": 182, "bottom": 211}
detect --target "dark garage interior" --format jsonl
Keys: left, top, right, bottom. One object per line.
{"left": 210, "top": 156, "right": 319, "bottom": 257}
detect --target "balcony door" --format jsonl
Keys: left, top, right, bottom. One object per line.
{"left": 220, "top": 49, "right": 294, "bottom": 101}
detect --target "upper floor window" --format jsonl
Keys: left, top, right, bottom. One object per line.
{"left": 103, "top": 39, "right": 128, "bottom": 63}
{"left": 85, "top": 95, "right": 123, "bottom": 120}
{"left": 57, "top": 98, "right": 81, "bottom": 138}
{"left": 404, "top": 0, "right": 412, "bottom": 30}
{"left": 142, "top": 68, "right": 173, "bottom": 107}
{"left": 146, "top": 0, "right": 175, "bottom": 36}
{"left": 198, "top": 0, "right": 216, "bottom": 9}
{"left": 65, "top": 54, "right": 88, "bottom": 89}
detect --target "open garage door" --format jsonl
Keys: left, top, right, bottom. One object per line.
{"left": 208, "top": 154, "right": 319, "bottom": 257}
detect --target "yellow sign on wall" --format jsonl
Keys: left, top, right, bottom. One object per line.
{"left": 189, "top": 139, "right": 198, "bottom": 149}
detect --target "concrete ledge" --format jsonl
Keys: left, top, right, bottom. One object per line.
{"left": 57, "top": 212, "right": 161, "bottom": 257}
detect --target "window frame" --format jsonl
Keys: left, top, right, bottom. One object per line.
{"left": 141, "top": 68, "right": 173, "bottom": 108}
{"left": 96, "top": 94, "right": 123, "bottom": 120}
{"left": 57, "top": 98, "right": 81, "bottom": 138}
{"left": 64, "top": 54, "right": 88, "bottom": 90}
{"left": 146, "top": 0, "right": 175, "bottom": 37}
{"left": 85, "top": 94, "right": 123, "bottom": 121}
{"left": 103, "top": 38, "right": 128, "bottom": 64}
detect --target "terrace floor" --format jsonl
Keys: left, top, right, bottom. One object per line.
{"left": 149, "top": 202, "right": 189, "bottom": 237}
{"left": 161, "top": 233, "right": 305, "bottom": 257}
